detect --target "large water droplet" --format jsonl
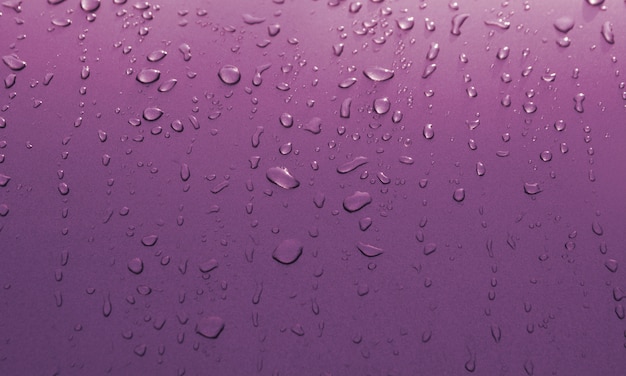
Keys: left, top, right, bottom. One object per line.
{"left": 218, "top": 65, "right": 241, "bottom": 85}
{"left": 373, "top": 97, "right": 390, "bottom": 114}
{"left": 2, "top": 55, "right": 26, "bottom": 71}
{"left": 343, "top": 191, "right": 372, "bottom": 212}
{"left": 147, "top": 50, "right": 167, "bottom": 62}
{"left": 451, "top": 13, "right": 470, "bottom": 35}
{"left": 136, "top": 68, "right": 160, "bottom": 84}
{"left": 422, "top": 64, "right": 437, "bottom": 79}
{"left": 585, "top": 0, "right": 604, "bottom": 5}
{"left": 554, "top": 16, "right": 574, "bottom": 33}
{"left": 453, "top": 188, "right": 465, "bottom": 202}
{"left": 242, "top": 14, "right": 266, "bottom": 24}
{"left": 127, "top": 258, "right": 144, "bottom": 274}
{"left": 158, "top": 79, "right": 177, "bottom": 93}
{"left": 396, "top": 16, "right": 414, "bottom": 30}
{"left": 423, "top": 123, "right": 434, "bottom": 139}
{"left": 80, "top": 0, "right": 100, "bottom": 12}
{"left": 601, "top": 21, "right": 615, "bottom": 44}
{"left": 524, "top": 182, "right": 542, "bottom": 195}
{"left": 272, "top": 239, "right": 303, "bottom": 264}
{"left": 266, "top": 167, "right": 300, "bottom": 189}
{"left": 141, "top": 234, "right": 158, "bottom": 246}
{"left": 143, "top": 107, "right": 163, "bottom": 121}
{"left": 196, "top": 316, "right": 225, "bottom": 339}
{"left": 363, "top": 66, "right": 394, "bottom": 82}
{"left": 356, "top": 242, "right": 384, "bottom": 257}
{"left": 279, "top": 113, "right": 293, "bottom": 127}
{"left": 337, "top": 156, "right": 368, "bottom": 174}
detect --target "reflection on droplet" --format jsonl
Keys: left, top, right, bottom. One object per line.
{"left": 266, "top": 167, "right": 300, "bottom": 189}
{"left": 363, "top": 66, "right": 394, "bottom": 82}
{"left": 272, "top": 239, "right": 303, "bottom": 264}
{"left": 218, "top": 65, "right": 241, "bottom": 85}
{"left": 337, "top": 156, "right": 368, "bottom": 174}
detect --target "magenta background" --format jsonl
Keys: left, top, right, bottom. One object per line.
{"left": 1, "top": 0, "right": 625, "bottom": 375}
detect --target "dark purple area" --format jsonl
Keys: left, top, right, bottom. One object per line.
{"left": 0, "top": 0, "right": 625, "bottom": 375}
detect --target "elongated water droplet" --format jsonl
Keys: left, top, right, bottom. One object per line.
{"left": 218, "top": 65, "right": 241, "bottom": 85}
{"left": 143, "top": 107, "right": 163, "bottom": 121}
{"left": 339, "top": 77, "right": 357, "bottom": 88}
{"left": 337, "top": 156, "right": 368, "bottom": 174}
{"left": 356, "top": 241, "right": 383, "bottom": 257}
{"left": 601, "top": 21, "right": 615, "bottom": 44}
{"left": 363, "top": 66, "right": 394, "bottom": 82}
{"left": 147, "top": 50, "right": 167, "bottom": 62}
{"left": 136, "top": 68, "right": 160, "bottom": 84}
{"left": 585, "top": 0, "right": 604, "bottom": 6}
{"left": 2, "top": 54, "right": 26, "bottom": 71}
{"left": 451, "top": 13, "right": 470, "bottom": 35}
{"left": 273, "top": 239, "right": 303, "bottom": 264}
{"left": 426, "top": 42, "right": 440, "bottom": 60}
{"left": 141, "top": 234, "right": 158, "bottom": 246}
{"left": 242, "top": 13, "right": 266, "bottom": 24}
{"left": 424, "top": 243, "right": 437, "bottom": 256}
{"left": 266, "top": 167, "right": 300, "bottom": 189}
{"left": 157, "top": 78, "right": 177, "bottom": 92}
{"left": 340, "top": 98, "right": 352, "bottom": 118}
{"left": 422, "top": 63, "right": 437, "bottom": 79}
{"left": 343, "top": 191, "right": 372, "bottom": 212}
{"left": 476, "top": 162, "right": 485, "bottom": 176}
{"left": 574, "top": 92, "right": 585, "bottom": 113}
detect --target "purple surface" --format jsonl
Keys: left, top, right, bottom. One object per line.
{"left": 1, "top": 0, "right": 625, "bottom": 375}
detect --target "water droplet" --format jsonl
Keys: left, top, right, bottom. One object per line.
{"left": 180, "top": 163, "right": 190, "bottom": 181}
{"left": 266, "top": 167, "right": 300, "bottom": 189}
{"left": 147, "top": 50, "right": 167, "bottom": 62}
{"left": 338, "top": 77, "right": 357, "bottom": 88}
{"left": 171, "top": 119, "right": 184, "bottom": 132}
{"left": 497, "top": 46, "right": 510, "bottom": 60}
{"left": 466, "top": 86, "right": 478, "bottom": 98}
{"left": 592, "top": 220, "right": 604, "bottom": 236}
{"left": 242, "top": 13, "right": 266, "bottom": 25}
{"left": 524, "top": 183, "right": 542, "bottom": 195}
{"left": 356, "top": 241, "right": 383, "bottom": 257}
{"left": 343, "top": 191, "right": 372, "bottom": 212}
{"left": 52, "top": 18, "right": 72, "bottom": 27}
{"left": 279, "top": 113, "right": 293, "bottom": 128}
{"left": 58, "top": 182, "right": 69, "bottom": 195}
{"left": 332, "top": 43, "right": 344, "bottom": 57}
{"left": 268, "top": 23, "right": 281, "bottom": 36}
{"left": 178, "top": 43, "right": 192, "bottom": 61}
{"left": 137, "top": 111, "right": 162, "bottom": 128}
{"left": 601, "top": 21, "right": 615, "bottom": 44}
{"left": 476, "top": 162, "right": 486, "bottom": 176}
{"left": 423, "top": 123, "right": 434, "bottom": 139}
{"left": 554, "top": 16, "right": 575, "bottom": 33}
{"left": 136, "top": 68, "right": 160, "bottom": 84}
{"left": 2, "top": 54, "right": 26, "bottom": 71}
{"left": 157, "top": 78, "right": 177, "bottom": 93}
{"left": 273, "top": 239, "right": 303, "bottom": 264}
{"left": 453, "top": 188, "right": 465, "bottom": 202}
{"left": 422, "top": 63, "right": 437, "bottom": 79}
{"left": 196, "top": 316, "right": 225, "bottom": 339}
{"left": 199, "top": 259, "right": 218, "bottom": 273}
{"left": 523, "top": 101, "right": 537, "bottom": 114}
{"left": 337, "top": 156, "right": 368, "bottom": 174}
{"left": 373, "top": 97, "right": 390, "bottom": 114}
{"left": 585, "top": 0, "right": 604, "bottom": 5}
{"left": 539, "top": 150, "right": 552, "bottom": 162}
{"left": 451, "top": 13, "right": 470, "bottom": 36}
{"left": 340, "top": 98, "right": 352, "bottom": 118}
{"left": 396, "top": 16, "right": 414, "bottom": 30}
{"left": 363, "top": 66, "right": 394, "bottom": 82}
{"left": 303, "top": 117, "right": 322, "bottom": 134}
{"left": 0, "top": 174, "right": 10, "bottom": 187}
{"left": 141, "top": 234, "right": 158, "bottom": 247}
{"left": 554, "top": 119, "right": 566, "bottom": 131}
{"left": 605, "top": 259, "right": 618, "bottom": 273}
{"left": 556, "top": 36, "right": 571, "bottom": 48}
{"left": 491, "top": 324, "right": 502, "bottom": 343}
{"left": 218, "top": 65, "right": 241, "bottom": 85}
{"left": 80, "top": 0, "right": 100, "bottom": 11}
{"left": 574, "top": 92, "right": 585, "bottom": 113}
{"left": 484, "top": 19, "right": 510, "bottom": 29}
{"left": 424, "top": 243, "right": 437, "bottom": 256}
{"left": 127, "top": 258, "right": 144, "bottom": 274}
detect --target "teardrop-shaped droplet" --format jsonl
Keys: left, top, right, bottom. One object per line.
{"left": 422, "top": 63, "right": 437, "bottom": 79}
{"left": 601, "top": 21, "right": 615, "bottom": 44}
{"left": 266, "top": 167, "right": 300, "bottom": 189}
{"left": 218, "top": 65, "right": 241, "bottom": 85}
{"left": 147, "top": 50, "right": 167, "bottom": 62}
{"left": 143, "top": 107, "right": 163, "bottom": 121}
{"left": 476, "top": 162, "right": 486, "bottom": 176}
{"left": 157, "top": 78, "right": 177, "bottom": 92}
{"left": 426, "top": 42, "right": 440, "bottom": 60}
{"left": 2, "top": 55, "right": 26, "bottom": 71}
{"left": 338, "top": 77, "right": 357, "bottom": 88}
{"left": 363, "top": 66, "right": 394, "bottom": 82}
{"left": 423, "top": 123, "right": 434, "bottom": 139}
{"left": 136, "top": 68, "right": 161, "bottom": 84}
{"left": 453, "top": 188, "right": 465, "bottom": 202}
{"left": 451, "top": 13, "right": 470, "bottom": 35}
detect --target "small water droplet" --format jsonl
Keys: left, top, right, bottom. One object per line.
{"left": 423, "top": 123, "right": 434, "bottom": 139}
{"left": 426, "top": 42, "right": 440, "bottom": 61}
{"left": 422, "top": 63, "right": 437, "bottom": 79}
{"left": 476, "top": 162, "right": 485, "bottom": 176}
{"left": 496, "top": 46, "right": 510, "bottom": 60}
{"left": 242, "top": 13, "right": 266, "bottom": 25}
{"left": 141, "top": 234, "right": 158, "bottom": 247}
